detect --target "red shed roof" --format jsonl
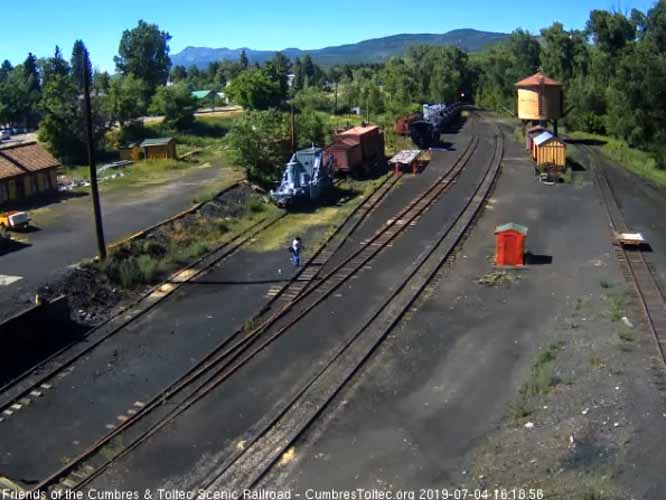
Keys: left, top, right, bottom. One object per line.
{"left": 326, "top": 140, "right": 360, "bottom": 151}
{"left": 515, "top": 71, "right": 561, "bottom": 87}
{"left": 339, "top": 125, "right": 380, "bottom": 136}
{"left": 0, "top": 142, "right": 60, "bottom": 181}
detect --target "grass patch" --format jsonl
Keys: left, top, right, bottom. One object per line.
{"left": 569, "top": 131, "right": 666, "bottom": 188}
{"left": 247, "top": 174, "right": 389, "bottom": 254}
{"left": 607, "top": 293, "right": 625, "bottom": 322}
{"left": 590, "top": 355, "right": 606, "bottom": 369}
{"left": 509, "top": 342, "right": 565, "bottom": 424}
{"left": 618, "top": 325, "right": 637, "bottom": 343}
{"left": 560, "top": 166, "right": 573, "bottom": 184}
{"left": 477, "top": 270, "right": 520, "bottom": 287}
{"left": 62, "top": 113, "right": 245, "bottom": 193}
{"left": 507, "top": 395, "right": 534, "bottom": 423}
{"left": 522, "top": 342, "right": 564, "bottom": 397}
{"left": 93, "top": 192, "right": 280, "bottom": 290}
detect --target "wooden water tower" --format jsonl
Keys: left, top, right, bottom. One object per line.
{"left": 515, "top": 71, "right": 563, "bottom": 136}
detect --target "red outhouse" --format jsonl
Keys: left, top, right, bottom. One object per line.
{"left": 495, "top": 223, "right": 528, "bottom": 266}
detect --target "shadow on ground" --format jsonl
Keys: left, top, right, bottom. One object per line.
{"left": 0, "top": 239, "right": 31, "bottom": 256}
{"left": 525, "top": 252, "right": 553, "bottom": 265}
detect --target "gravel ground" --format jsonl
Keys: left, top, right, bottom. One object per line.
{"left": 261, "top": 116, "right": 666, "bottom": 500}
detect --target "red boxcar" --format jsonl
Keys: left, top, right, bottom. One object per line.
{"left": 326, "top": 124, "right": 385, "bottom": 176}
{"left": 337, "top": 125, "right": 384, "bottom": 162}
{"left": 324, "top": 139, "right": 363, "bottom": 174}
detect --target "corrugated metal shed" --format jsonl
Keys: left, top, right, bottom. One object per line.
{"left": 533, "top": 131, "right": 554, "bottom": 147}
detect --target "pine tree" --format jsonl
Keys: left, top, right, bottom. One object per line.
{"left": 42, "top": 46, "right": 70, "bottom": 84}
{"left": 71, "top": 40, "right": 92, "bottom": 92}
{"left": 0, "top": 60, "right": 12, "bottom": 82}
{"left": 240, "top": 49, "right": 249, "bottom": 70}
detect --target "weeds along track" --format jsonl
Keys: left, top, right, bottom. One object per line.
{"left": 202, "top": 122, "right": 504, "bottom": 491}
{"left": 30, "top": 126, "right": 481, "bottom": 493}
{"left": 588, "top": 146, "right": 666, "bottom": 370}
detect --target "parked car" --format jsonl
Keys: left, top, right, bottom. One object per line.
{"left": 0, "top": 129, "right": 10, "bottom": 142}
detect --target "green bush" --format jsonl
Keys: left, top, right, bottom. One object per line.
{"left": 248, "top": 199, "right": 265, "bottom": 213}
{"left": 136, "top": 255, "right": 160, "bottom": 284}
{"left": 117, "top": 258, "right": 143, "bottom": 289}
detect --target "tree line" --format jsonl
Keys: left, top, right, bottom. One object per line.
{"left": 2, "top": 2, "right": 665, "bottom": 170}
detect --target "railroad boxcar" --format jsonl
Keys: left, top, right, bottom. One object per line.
{"left": 327, "top": 124, "right": 386, "bottom": 177}
{"left": 323, "top": 139, "right": 363, "bottom": 174}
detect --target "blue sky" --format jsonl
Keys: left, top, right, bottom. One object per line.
{"left": 1, "top": 0, "right": 657, "bottom": 72}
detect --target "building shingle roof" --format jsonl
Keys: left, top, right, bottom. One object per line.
{"left": 0, "top": 142, "right": 60, "bottom": 181}
{"left": 515, "top": 71, "right": 562, "bottom": 87}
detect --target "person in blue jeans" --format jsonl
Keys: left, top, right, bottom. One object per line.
{"left": 290, "top": 236, "right": 303, "bottom": 267}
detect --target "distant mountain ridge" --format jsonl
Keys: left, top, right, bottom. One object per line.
{"left": 172, "top": 29, "right": 509, "bottom": 68}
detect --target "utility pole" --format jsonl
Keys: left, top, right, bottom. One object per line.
{"left": 290, "top": 101, "right": 296, "bottom": 154}
{"left": 82, "top": 50, "right": 107, "bottom": 260}
{"left": 334, "top": 80, "right": 338, "bottom": 116}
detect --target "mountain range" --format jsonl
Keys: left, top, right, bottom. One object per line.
{"left": 171, "top": 29, "right": 509, "bottom": 68}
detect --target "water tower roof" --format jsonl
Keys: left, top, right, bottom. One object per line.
{"left": 515, "top": 71, "right": 562, "bottom": 87}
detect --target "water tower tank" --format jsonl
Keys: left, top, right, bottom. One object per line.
{"left": 515, "top": 72, "right": 563, "bottom": 121}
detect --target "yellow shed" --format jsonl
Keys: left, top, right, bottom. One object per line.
{"left": 118, "top": 143, "right": 142, "bottom": 162}
{"left": 141, "top": 138, "right": 177, "bottom": 161}
{"left": 533, "top": 132, "right": 566, "bottom": 168}
{"left": 515, "top": 71, "right": 563, "bottom": 121}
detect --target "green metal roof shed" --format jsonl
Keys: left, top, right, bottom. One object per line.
{"left": 191, "top": 90, "right": 216, "bottom": 100}
{"left": 495, "top": 223, "right": 528, "bottom": 235}
{"left": 140, "top": 138, "right": 174, "bottom": 147}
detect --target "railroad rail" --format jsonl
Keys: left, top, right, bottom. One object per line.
{"left": 30, "top": 124, "right": 482, "bottom": 493}
{"left": 0, "top": 171, "right": 396, "bottom": 417}
{"left": 0, "top": 211, "right": 286, "bottom": 408}
{"left": 203, "top": 121, "right": 504, "bottom": 491}
{"left": 588, "top": 146, "right": 666, "bottom": 369}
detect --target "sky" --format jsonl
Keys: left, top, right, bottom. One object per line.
{"left": 0, "top": 0, "right": 657, "bottom": 72}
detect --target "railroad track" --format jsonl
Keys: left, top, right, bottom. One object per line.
{"left": 0, "top": 210, "right": 287, "bottom": 409}
{"left": 203, "top": 122, "right": 504, "bottom": 491}
{"left": 29, "top": 127, "right": 482, "bottom": 493}
{"left": 0, "top": 171, "right": 397, "bottom": 419}
{"left": 587, "top": 145, "right": 666, "bottom": 369}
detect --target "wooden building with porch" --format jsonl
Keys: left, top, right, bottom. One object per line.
{"left": 0, "top": 142, "right": 60, "bottom": 205}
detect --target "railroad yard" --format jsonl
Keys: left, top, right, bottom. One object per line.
{"left": 1, "top": 109, "right": 665, "bottom": 500}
